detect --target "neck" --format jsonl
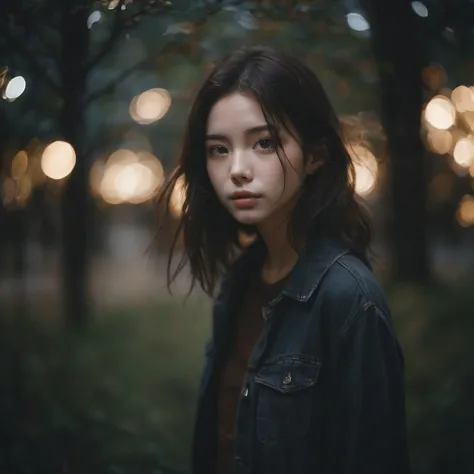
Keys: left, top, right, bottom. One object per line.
{"left": 257, "top": 218, "right": 302, "bottom": 284}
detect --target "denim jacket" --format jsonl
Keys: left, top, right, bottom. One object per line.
{"left": 191, "top": 236, "right": 412, "bottom": 474}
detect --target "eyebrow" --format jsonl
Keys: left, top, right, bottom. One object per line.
{"left": 205, "top": 124, "right": 277, "bottom": 141}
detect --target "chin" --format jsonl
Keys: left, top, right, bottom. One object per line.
{"left": 232, "top": 210, "right": 265, "bottom": 226}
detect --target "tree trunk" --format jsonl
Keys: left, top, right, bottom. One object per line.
{"left": 360, "top": 0, "right": 430, "bottom": 283}
{"left": 59, "top": 3, "right": 91, "bottom": 326}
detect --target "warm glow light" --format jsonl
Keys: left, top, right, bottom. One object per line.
{"left": 108, "top": 148, "right": 138, "bottom": 166}
{"left": 100, "top": 163, "right": 123, "bottom": 204}
{"left": 462, "top": 111, "right": 474, "bottom": 132}
{"left": 136, "top": 151, "right": 165, "bottom": 187}
{"left": 422, "top": 64, "right": 447, "bottom": 91}
{"left": 11, "top": 150, "right": 28, "bottom": 179}
{"left": 90, "top": 160, "right": 106, "bottom": 196}
{"left": 99, "top": 149, "right": 164, "bottom": 204}
{"left": 17, "top": 176, "right": 32, "bottom": 204}
{"left": 451, "top": 86, "right": 474, "bottom": 113}
{"left": 170, "top": 175, "right": 187, "bottom": 216}
{"left": 425, "top": 96, "right": 456, "bottom": 130}
{"left": 114, "top": 164, "right": 143, "bottom": 202}
{"left": 453, "top": 137, "right": 474, "bottom": 168}
{"left": 456, "top": 195, "right": 474, "bottom": 227}
{"left": 3, "top": 76, "right": 26, "bottom": 101}
{"left": 347, "top": 145, "right": 378, "bottom": 196}
{"left": 346, "top": 13, "right": 369, "bottom": 32}
{"left": 2, "top": 178, "right": 16, "bottom": 206}
{"left": 130, "top": 88, "right": 171, "bottom": 124}
{"left": 1, "top": 175, "right": 31, "bottom": 207}
{"left": 41, "top": 141, "right": 76, "bottom": 180}
{"left": 426, "top": 130, "right": 453, "bottom": 154}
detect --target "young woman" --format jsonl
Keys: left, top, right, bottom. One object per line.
{"left": 157, "top": 46, "right": 411, "bottom": 474}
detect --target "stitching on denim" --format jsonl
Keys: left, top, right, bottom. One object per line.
{"left": 336, "top": 257, "right": 373, "bottom": 304}
{"left": 334, "top": 294, "right": 363, "bottom": 344}
{"left": 372, "top": 304, "right": 397, "bottom": 340}
{"left": 290, "top": 250, "right": 350, "bottom": 302}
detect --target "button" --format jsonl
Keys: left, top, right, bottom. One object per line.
{"left": 282, "top": 372, "right": 292, "bottom": 385}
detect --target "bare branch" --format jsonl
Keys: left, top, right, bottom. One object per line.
{"left": 84, "top": 0, "right": 127, "bottom": 74}
{"left": 85, "top": 0, "right": 230, "bottom": 103}
{"left": 2, "top": 26, "right": 61, "bottom": 95}
{"left": 85, "top": 56, "right": 154, "bottom": 104}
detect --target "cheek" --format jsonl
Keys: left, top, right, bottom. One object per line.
{"left": 206, "top": 162, "right": 225, "bottom": 197}
{"left": 267, "top": 159, "right": 304, "bottom": 201}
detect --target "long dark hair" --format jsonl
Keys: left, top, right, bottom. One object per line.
{"left": 156, "top": 46, "right": 372, "bottom": 296}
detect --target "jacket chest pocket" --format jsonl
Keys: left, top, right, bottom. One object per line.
{"left": 254, "top": 357, "right": 321, "bottom": 443}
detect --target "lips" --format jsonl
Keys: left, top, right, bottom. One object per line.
{"left": 230, "top": 191, "right": 261, "bottom": 200}
{"left": 229, "top": 191, "right": 261, "bottom": 210}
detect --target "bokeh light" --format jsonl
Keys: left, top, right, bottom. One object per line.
{"left": 456, "top": 195, "right": 474, "bottom": 227}
{"left": 97, "top": 149, "right": 164, "bottom": 204}
{"left": 129, "top": 88, "right": 171, "bottom": 124}
{"left": 11, "top": 150, "right": 28, "bottom": 179}
{"left": 451, "top": 86, "right": 474, "bottom": 113}
{"left": 2, "top": 178, "right": 16, "bottom": 207}
{"left": 347, "top": 145, "right": 378, "bottom": 196}
{"left": 170, "top": 175, "right": 187, "bottom": 216}
{"left": 422, "top": 64, "right": 447, "bottom": 91}
{"left": 462, "top": 111, "right": 474, "bottom": 132}
{"left": 424, "top": 96, "right": 456, "bottom": 130}
{"left": 90, "top": 160, "right": 106, "bottom": 197}
{"left": 17, "top": 176, "right": 32, "bottom": 205}
{"left": 346, "top": 13, "right": 369, "bottom": 32}
{"left": 411, "top": 1, "right": 428, "bottom": 17}
{"left": 3, "top": 76, "right": 26, "bottom": 101}
{"left": 453, "top": 137, "right": 474, "bottom": 168}
{"left": 426, "top": 130, "right": 453, "bottom": 155}
{"left": 41, "top": 141, "right": 76, "bottom": 180}
{"left": 1, "top": 175, "right": 32, "bottom": 207}
{"left": 87, "top": 10, "right": 101, "bottom": 28}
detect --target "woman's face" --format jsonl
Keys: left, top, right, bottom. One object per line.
{"left": 205, "top": 92, "right": 316, "bottom": 228}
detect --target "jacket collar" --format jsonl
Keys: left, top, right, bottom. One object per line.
{"left": 281, "top": 235, "right": 350, "bottom": 302}
{"left": 233, "top": 234, "right": 351, "bottom": 304}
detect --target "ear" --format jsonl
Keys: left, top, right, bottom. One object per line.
{"left": 305, "top": 157, "right": 323, "bottom": 175}
{"left": 305, "top": 139, "right": 327, "bottom": 176}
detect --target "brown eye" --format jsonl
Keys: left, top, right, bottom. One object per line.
{"left": 208, "top": 145, "right": 228, "bottom": 157}
{"left": 255, "top": 138, "right": 276, "bottom": 152}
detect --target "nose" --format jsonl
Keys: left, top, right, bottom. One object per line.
{"left": 230, "top": 151, "right": 253, "bottom": 185}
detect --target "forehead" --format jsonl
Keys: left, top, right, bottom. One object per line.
{"left": 207, "top": 92, "right": 267, "bottom": 133}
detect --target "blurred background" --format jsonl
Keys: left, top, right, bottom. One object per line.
{"left": 1, "top": 0, "right": 474, "bottom": 473}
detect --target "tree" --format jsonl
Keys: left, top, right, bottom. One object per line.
{"left": 1, "top": 0, "right": 221, "bottom": 326}
{"left": 360, "top": 0, "right": 430, "bottom": 283}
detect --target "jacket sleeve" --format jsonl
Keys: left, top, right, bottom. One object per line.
{"left": 324, "top": 303, "right": 411, "bottom": 474}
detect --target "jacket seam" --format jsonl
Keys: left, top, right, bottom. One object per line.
{"left": 289, "top": 250, "right": 350, "bottom": 302}
{"left": 332, "top": 295, "right": 362, "bottom": 346}
{"left": 336, "top": 257, "right": 374, "bottom": 305}
{"left": 338, "top": 259, "right": 395, "bottom": 337}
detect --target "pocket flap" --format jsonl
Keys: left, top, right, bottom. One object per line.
{"left": 255, "top": 357, "right": 321, "bottom": 394}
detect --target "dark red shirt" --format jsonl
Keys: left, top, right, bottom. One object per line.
{"left": 215, "top": 272, "right": 285, "bottom": 474}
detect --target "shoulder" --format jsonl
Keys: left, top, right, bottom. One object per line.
{"left": 322, "top": 253, "right": 388, "bottom": 309}
{"left": 315, "top": 252, "right": 392, "bottom": 341}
